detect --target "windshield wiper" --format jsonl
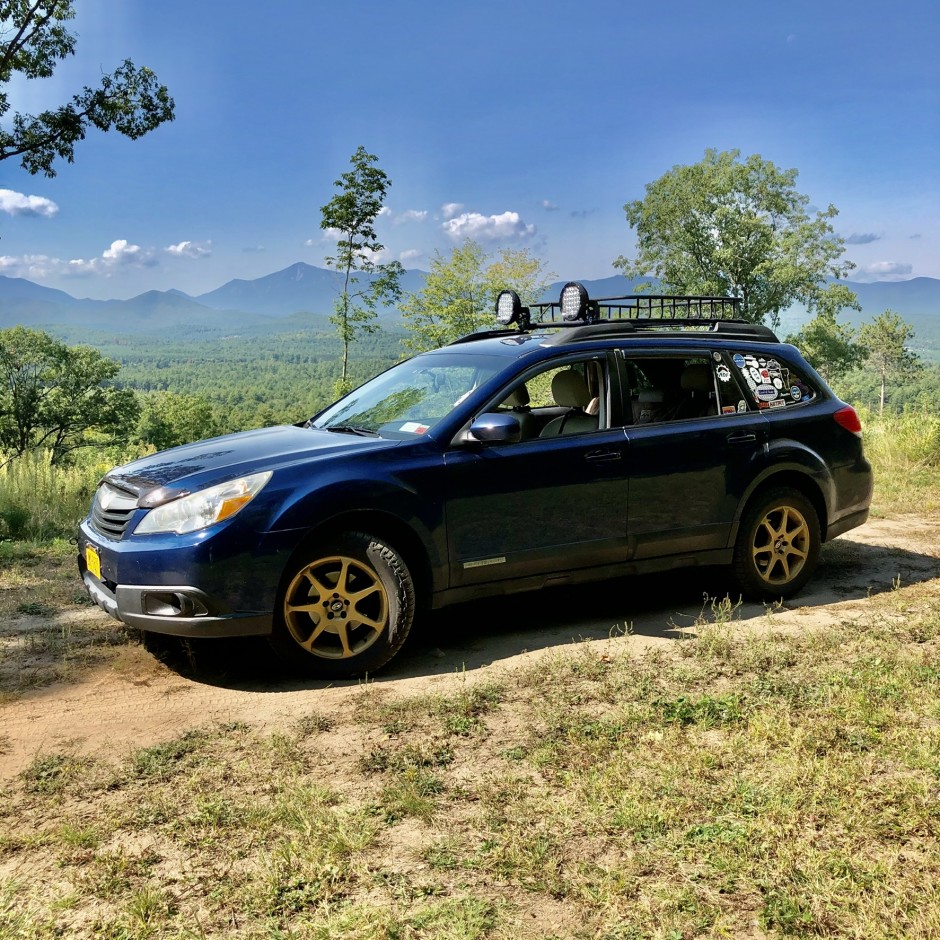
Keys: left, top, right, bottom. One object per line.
{"left": 322, "top": 425, "right": 380, "bottom": 437}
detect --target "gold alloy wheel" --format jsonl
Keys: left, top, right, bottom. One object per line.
{"left": 283, "top": 554, "right": 389, "bottom": 659}
{"left": 751, "top": 504, "right": 811, "bottom": 586}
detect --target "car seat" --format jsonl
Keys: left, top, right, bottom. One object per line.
{"left": 673, "top": 363, "right": 715, "bottom": 419}
{"left": 500, "top": 385, "right": 539, "bottom": 441}
{"left": 538, "top": 370, "right": 599, "bottom": 437}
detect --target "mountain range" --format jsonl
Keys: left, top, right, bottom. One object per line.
{"left": 0, "top": 262, "right": 938, "bottom": 352}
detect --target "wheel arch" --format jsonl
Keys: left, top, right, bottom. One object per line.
{"left": 732, "top": 468, "right": 829, "bottom": 546}
{"left": 278, "top": 509, "right": 435, "bottom": 605}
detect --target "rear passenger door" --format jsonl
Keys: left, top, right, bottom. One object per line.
{"left": 619, "top": 350, "right": 768, "bottom": 559}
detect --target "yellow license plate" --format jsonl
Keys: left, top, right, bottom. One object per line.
{"left": 85, "top": 545, "right": 102, "bottom": 581}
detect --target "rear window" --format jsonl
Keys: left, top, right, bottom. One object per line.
{"left": 729, "top": 351, "right": 816, "bottom": 411}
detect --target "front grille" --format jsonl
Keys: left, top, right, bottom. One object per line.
{"left": 89, "top": 482, "right": 139, "bottom": 540}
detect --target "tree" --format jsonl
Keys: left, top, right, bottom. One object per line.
{"left": 136, "top": 391, "right": 220, "bottom": 452}
{"left": 320, "top": 146, "right": 403, "bottom": 395}
{"left": 0, "top": 1, "right": 174, "bottom": 177}
{"left": 785, "top": 283, "right": 867, "bottom": 383}
{"left": 401, "top": 240, "right": 554, "bottom": 354}
{"left": 859, "top": 310, "right": 922, "bottom": 415}
{"left": 615, "top": 149, "right": 854, "bottom": 328}
{"left": 0, "top": 326, "right": 139, "bottom": 465}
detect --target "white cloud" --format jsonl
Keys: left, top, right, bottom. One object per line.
{"left": 313, "top": 227, "right": 344, "bottom": 245}
{"left": 377, "top": 207, "right": 429, "bottom": 225}
{"left": 0, "top": 189, "right": 59, "bottom": 218}
{"left": 360, "top": 246, "right": 389, "bottom": 264}
{"left": 441, "top": 202, "right": 464, "bottom": 221}
{"left": 67, "top": 239, "right": 158, "bottom": 275}
{"left": 396, "top": 209, "right": 428, "bottom": 224}
{"left": 0, "top": 254, "right": 55, "bottom": 279}
{"left": 854, "top": 261, "right": 914, "bottom": 282}
{"left": 0, "top": 240, "right": 158, "bottom": 279}
{"left": 165, "top": 240, "right": 212, "bottom": 259}
{"left": 540, "top": 199, "right": 559, "bottom": 211}
{"left": 399, "top": 248, "right": 422, "bottom": 264}
{"left": 442, "top": 210, "right": 536, "bottom": 243}
{"left": 844, "top": 232, "right": 881, "bottom": 245}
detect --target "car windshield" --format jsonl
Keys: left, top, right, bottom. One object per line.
{"left": 311, "top": 352, "right": 506, "bottom": 439}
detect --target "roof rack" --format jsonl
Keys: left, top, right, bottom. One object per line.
{"left": 488, "top": 282, "right": 779, "bottom": 343}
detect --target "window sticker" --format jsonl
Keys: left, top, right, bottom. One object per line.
{"left": 737, "top": 400, "right": 748, "bottom": 413}
{"left": 712, "top": 351, "right": 722, "bottom": 362}
{"left": 722, "top": 405, "right": 736, "bottom": 415}
{"left": 732, "top": 349, "right": 815, "bottom": 409}
{"left": 400, "top": 422, "right": 429, "bottom": 434}
{"left": 716, "top": 365, "right": 731, "bottom": 382}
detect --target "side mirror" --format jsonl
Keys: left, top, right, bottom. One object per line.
{"left": 468, "top": 412, "right": 521, "bottom": 445}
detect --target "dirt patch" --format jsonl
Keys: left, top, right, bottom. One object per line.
{"left": 2, "top": 516, "right": 938, "bottom": 780}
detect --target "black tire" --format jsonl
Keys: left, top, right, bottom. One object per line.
{"left": 733, "top": 487, "right": 821, "bottom": 600}
{"left": 269, "top": 531, "right": 416, "bottom": 678}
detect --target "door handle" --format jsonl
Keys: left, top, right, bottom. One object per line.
{"left": 726, "top": 431, "right": 757, "bottom": 444}
{"left": 585, "top": 449, "right": 623, "bottom": 462}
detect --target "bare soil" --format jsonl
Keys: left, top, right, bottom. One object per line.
{"left": 2, "top": 517, "right": 938, "bottom": 780}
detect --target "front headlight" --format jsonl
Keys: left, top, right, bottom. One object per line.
{"left": 135, "top": 471, "right": 273, "bottom": 535}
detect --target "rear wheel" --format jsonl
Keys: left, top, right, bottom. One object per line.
{"left": 270, "top": 531, "right": 416, "bottom": 678}
{"left": 733, "top": 488, "right": 820, "bottom": 599}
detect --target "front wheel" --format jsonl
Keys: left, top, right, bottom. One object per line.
{"left": 270, "top": 532, "right": 416, "bottom": 678}
{"left": 733, "top": 488, "right": 821, "bottom": 600}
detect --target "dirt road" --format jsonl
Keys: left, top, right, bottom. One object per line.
{"left": 3, "top": 517, "right": 938, "bottom": 780}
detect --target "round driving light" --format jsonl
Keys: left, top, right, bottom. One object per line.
{"left": 560, "top": 281, "right": 589, "bottom": 322}
{"left": 496, "top": 289, "right": 522, "bottom": 325}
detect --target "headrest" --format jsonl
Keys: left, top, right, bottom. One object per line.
{"left": 552, "top": 370, "right": 591, "bottom": 408}
{"left": 681, "top": 364, "right": 713, "bottom": 392}
{"left": 504, "top": 385, "right": 530, "bottom": 408}
{"left": 637, "top": 388, "right": 665, "bottom": 404}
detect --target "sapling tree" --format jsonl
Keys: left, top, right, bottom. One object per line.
{"left": 320, "top": 146, "right": 403, "bottom": 395}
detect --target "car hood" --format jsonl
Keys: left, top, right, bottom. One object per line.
{"left": 105, "top": 425, "right": 400, "bottom": 506}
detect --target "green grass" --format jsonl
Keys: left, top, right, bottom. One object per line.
{"left": 4, "top": 584, "right": 940, "bottom": 937}
{"left": 861, "top": 407, "right": 940, "bottom": 514}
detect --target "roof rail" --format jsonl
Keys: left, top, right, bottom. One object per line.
{"left": 540, "top": 317, "right": 779, "bottom": 344}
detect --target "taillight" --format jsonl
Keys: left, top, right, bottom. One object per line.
{"left": 833, "top": 405, "right": 862, "bottom": 437}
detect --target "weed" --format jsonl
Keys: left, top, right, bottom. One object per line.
{"left": 129, "top": 729, "right": 211, "bottom": 780}
{"left": 20, "top": 751, "right": 87, "bottom": 795}
{"left": 380, "top": 766, "right": 444, "bottom": 822}
{"left": 294, "top": 710, "right": 335, "bottom": 736}
{"left": 15, "top": 601, "right": 53, "bottom": 616}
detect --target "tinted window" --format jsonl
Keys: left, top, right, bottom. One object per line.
{"left": 727, "top": 351, "right": 817, "bottom": 411}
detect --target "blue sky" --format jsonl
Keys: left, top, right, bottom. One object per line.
{"left": 0, "top": 0, "right": 937, "bottom": 300}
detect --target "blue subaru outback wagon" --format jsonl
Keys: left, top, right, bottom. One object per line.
{"left": 78, "top": 284, "right": 873, "bottom": 677}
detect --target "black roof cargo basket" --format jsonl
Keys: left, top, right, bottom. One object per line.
{"left": 488, "top": 282, "right": 779, "bottom": 343}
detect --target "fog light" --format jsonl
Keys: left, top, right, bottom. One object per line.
{"left": 142, "top": 591, "right": 209, "bottom": 617}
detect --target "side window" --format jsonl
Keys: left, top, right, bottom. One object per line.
{"left": 621, "top": 356, "right": 717, "bottom": 424}
{"left": 728, "top": 351, "right": 817, "bottom": 411}
{"left": 494, "top": 357, "right": 608, "bottom": 440}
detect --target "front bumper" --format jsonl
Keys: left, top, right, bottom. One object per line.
{"left": 81, "top": 569, "right": 273, "bottom": 637}
{"left": 76, "top": 516, "right": 288, "bottom": 638}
